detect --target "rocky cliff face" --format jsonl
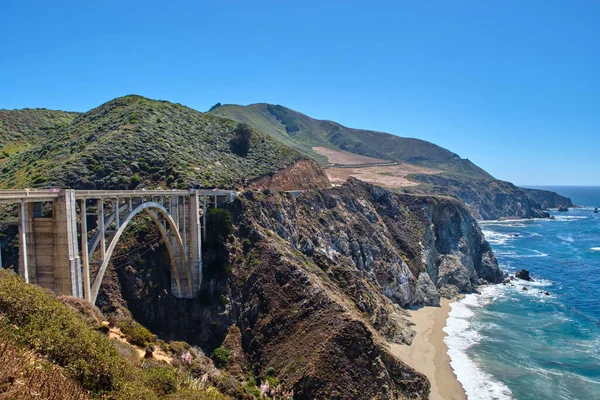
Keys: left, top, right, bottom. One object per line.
{"left": 523, "top": 188, "right": 574, "bottom": 209}
{"left": 239, "top": 178, "right": 502, "bottom": 305}
{"left": 406, "top": 174, "right": 565, "bottom": 220}
{"left": 95, "top": 178, "right": 501, "bottom": 399}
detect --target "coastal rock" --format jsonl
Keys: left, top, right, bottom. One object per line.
{"left": 515, "top": 269, "right": 534, "bottom": 281}
{"left": 522, "top": 287, "right": 528, "bottom": 291}
{"left": 558, "top": 206, "right": 569, "bottom": 212}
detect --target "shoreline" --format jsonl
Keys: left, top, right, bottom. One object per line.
{"left": 393, "top": 298, "right": 466, "bottom": 400}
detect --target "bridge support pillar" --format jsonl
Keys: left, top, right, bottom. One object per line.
{"left": 54, "top": 190, "right": 82, "bottom": 297}
{"left": 187, "top": 192, "right": 202, "bottom": 294}
{"left": 18, "top": 190, "right": 82, "bottom": 297}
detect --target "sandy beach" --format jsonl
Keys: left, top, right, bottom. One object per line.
{"left": 393, "top": 298, "right": 466, "bottom": 400}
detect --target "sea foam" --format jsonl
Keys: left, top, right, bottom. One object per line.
{"left": 444, "top": 286, "right": 513, "bottom": 400}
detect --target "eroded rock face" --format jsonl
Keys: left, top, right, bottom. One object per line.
{"left": 248, "top": 159, "right": 331, "bottom": 191}
{"left": 237, "top": 178, "right": 502, "bottom": 308}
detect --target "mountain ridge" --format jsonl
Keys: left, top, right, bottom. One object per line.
{"left": 210, "top": 102, "right": 573, "bottom": 219}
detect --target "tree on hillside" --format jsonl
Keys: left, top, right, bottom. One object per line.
{"left": 229, "top": 123, "right": 252, "bottom": 157}
{"left": 208, "top": 102, "right": 222, "bottom": 112}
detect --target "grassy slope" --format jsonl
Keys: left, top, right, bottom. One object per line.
{"left": 211, "top": 103, "right": 492, "bottom": 178}
{"left": 0, "top": 96, "right": 303, "bottom": 190}
{"left": 0, "top": 108, "right": 78, "bottom": 163}
{"left": 0, "top": 269, "right": 230, "bottom": 399}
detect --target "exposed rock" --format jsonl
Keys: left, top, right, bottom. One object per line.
{"left": 220, "top": 326, "right": 245, "bottom": 378}
{"left": 248, "top": 159, "right": 331, "bottom": 191}
{"left": 404, "top": 174, "right": 554, "bottom": 220}
{"left": 558, "top": 206, "right": 569, "bottom": 212}
{"left": 515, "top": 269, "right": 533, "bottom": 281}
{"left": 522, "top": 287, "right": 528, "bottom": 291}
{"left": 525, "top": 188, "right": 573, "bottom": 210}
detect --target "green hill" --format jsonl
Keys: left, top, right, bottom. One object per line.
{"left": 0, "top": 96, "right": 303, "bottom": 190}
{"left": 0, "top": 108, "right": 78, "bottom": 163}
{"left": 210, "top": 103, "right": 492, "bottom": 178}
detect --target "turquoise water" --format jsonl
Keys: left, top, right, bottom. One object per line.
{"left": 445, "top": 187, "right": 600, "bottom": 400}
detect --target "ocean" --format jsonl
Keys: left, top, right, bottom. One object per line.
{"left": 444, "top": 187, "right": 600, "bottom": 400}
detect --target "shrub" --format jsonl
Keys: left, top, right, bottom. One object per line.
{"left": 211, "top": 346, "right": 229, "bottom": 368}
{"left": 0, "top": 335, "right": 87, "bottom": 399}
{"left": 144, "top": 364, "right": 179, "bottom": 396}
{"left": 229, "top": 123, "right": 253, "bottom": 157}
{"left": 208, "top": 102, "right": 222, "bottom": 112}
{"left": 117, "top": 317, "right": 156, "bottom": 347}
{"left": 0, "top": 269, "right": 129, "bottom": 394}
{"left": 205, "top": 208, "right": 233, "bottom": 244}
{"left": 129, "top": 174, "right": 142, "bottom": 189}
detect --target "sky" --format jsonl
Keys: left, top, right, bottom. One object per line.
{"left": 1, "top": 0, "right": 598, "bottom": 185}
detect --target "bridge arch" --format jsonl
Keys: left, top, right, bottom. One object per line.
{"left": 90, "top": 201, "right": 193, "bottom": 304}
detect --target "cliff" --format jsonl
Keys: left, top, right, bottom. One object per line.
{"left": 523, "top": 187, "right": 574, "bottom": 209}
{"left": 92, "top": 178, "right": 500, "bottom": 399}
{"left": 405, "top": 173, "right": 558, "bottom": 220}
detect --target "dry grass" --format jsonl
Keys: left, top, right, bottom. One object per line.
{"left": 0, "top": 335, "right": 87, "bottom": 400}
{"left": 312, "top": 146, "right": 390, "bottom": 165}
{"left": 325, "top": 163, "right": 441, "bottom": 188}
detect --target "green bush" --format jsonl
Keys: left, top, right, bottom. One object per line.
{"left": 211, "top": 346, "right": 229, "bottom": 368}
{"left": 144, "top": 364, "right": 179, "bottom": 396}
{"left": 205, "top": 208, "right": 233, "bottom": 244}
{"left": 229, "top": 123, "right": 253, "bottom": 157}
{"left": 117, "top": 317, "right": 156, "bottom": 347}
{"left": 129, "top": 174, "right": 142, "bottom": 189}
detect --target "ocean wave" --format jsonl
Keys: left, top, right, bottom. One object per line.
{"left": 558, "top": 234, "right": 575, "bottom": 243}
{"left": 444, "top": 286, "right": 514, "bottom": 400}
{"left": 482, "top": 230, "right": 516, "bottom": 245}
{"left": 591, "top": 247, "right": 600, "bottom": 252}
{"left": 509, "top": 250, "right": 549, "bottom": 258}
{"left": 480, "top": 218, "right": 544, "bottom": 225}
{"left": 553, "top": 215, "right": 589, "bottom": 222}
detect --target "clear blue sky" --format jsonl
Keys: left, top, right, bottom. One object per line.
{"left": 1, "top": 1, "right": 598, "bottom": 185}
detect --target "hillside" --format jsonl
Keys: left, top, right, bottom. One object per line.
{"left": 211, "top": 103, "right": 572, "bottom": 219}
{"left": 0, "top": 96, "right": 328, "bottom": 190}
{"left": 210, "top": 103, "right": 492, "bottom": 178}
{"left": 0, "top": 108, "right": 78, "bottom": 163}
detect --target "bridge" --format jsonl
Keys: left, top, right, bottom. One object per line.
{"left": 0, "top": 189, "right": 236, "bottom": 304}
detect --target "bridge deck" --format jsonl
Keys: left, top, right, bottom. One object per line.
{"left": 0, "top": 189, "right": 237, "bottom": 204}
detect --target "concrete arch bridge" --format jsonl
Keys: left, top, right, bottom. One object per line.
{"left": 0, "top": 189, "right": 235, "bottom": 304}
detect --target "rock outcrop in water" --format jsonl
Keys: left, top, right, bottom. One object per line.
{"left": 515, "top": 269, "right": 534, "bottom": 281}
